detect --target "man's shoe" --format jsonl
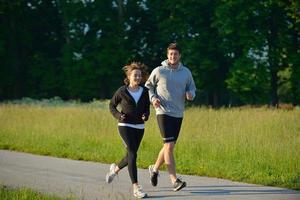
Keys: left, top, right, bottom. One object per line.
{"left": 148, "top": 165, "right": 159, "bottom": 186}
{"left": 133, "top": 185, "right": 147, "bottom": 199}
{"left": 173, "top": 178, "right": 186, "bottom": 191}
{"left": 105, "top": 163, "right": 117, "bottom": 183}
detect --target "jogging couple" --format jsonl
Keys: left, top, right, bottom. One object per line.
{"left": 106, "top": 43, "right": 196, "bottom": 198}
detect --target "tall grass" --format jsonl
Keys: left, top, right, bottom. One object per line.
{"left": 0, "top": 101, "right": 299, "bottom": 189}
{"left": 177, "top": 107, "right": 300, "bottom": 189}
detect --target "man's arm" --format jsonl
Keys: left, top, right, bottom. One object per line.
{"left": 186, "top": 70, "right": 196, "bottom": 101}
{"left": 145, "top": 68, "right": 159, "bottom": 102}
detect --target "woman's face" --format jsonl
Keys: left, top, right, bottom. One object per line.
{"left": 167, "top": 49, "right": 181, "bottom": 66}
{"left": 128, "top": 69, "right": 142, "bottom": 86}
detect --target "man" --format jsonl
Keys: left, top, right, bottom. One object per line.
{"left": 145, "top": 43, "right": 196, "bottom": 191}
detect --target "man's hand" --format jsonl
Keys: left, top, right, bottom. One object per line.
{"left": 152, "top": 98, "right": 161, "bottom": 108}
{"left": 186, "top": 91, "right": 193, "bottom": 101}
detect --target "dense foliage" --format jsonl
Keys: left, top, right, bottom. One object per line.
{"left": 0, "top": 0, "right": 299, "bottom": 106}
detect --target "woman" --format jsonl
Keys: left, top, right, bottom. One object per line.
{"left": 106, "top": 62, "right": 150, "bottom": 199}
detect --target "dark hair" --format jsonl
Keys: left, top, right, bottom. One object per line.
{"left": 122, "top": 62, "right": 149, "bottom": 85}
{"left": 167, "top": 43, "right": 181, "bottom": 53}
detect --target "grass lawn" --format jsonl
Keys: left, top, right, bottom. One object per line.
{"left": 0, "top": 185, "right": 73, "bottom": 200}
{"left": 0, "top": 101, "right": 299, "bottom": 189}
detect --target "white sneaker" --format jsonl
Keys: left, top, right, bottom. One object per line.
{"left": 133, "top": 185, "right": 147, "bottom": 199}
{"left": 105, "top": 163, "right": 117, "bottom": 183}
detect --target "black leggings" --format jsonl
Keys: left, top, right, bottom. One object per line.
{"left": 117, "top": 126, "right": 144, "bottom": 184}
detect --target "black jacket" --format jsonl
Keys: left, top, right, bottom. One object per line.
{"left": 109, "top": 85, "right": 150, "bottom": 124}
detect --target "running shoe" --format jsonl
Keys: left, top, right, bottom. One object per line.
{"left": 148, "top": 165, "right": 159, "bottom": 186}
{"left": 173, "top": 178, "right": 186, "bottom": 191}
{"left": 133, "top": 185, "right": 147, "bottom": 199}
{"left": 105, "top": 163, "right": 117, "bottom": 183}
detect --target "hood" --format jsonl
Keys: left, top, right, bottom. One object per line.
{"left": 161, "top": 60, "right": 183, "bottom": 71}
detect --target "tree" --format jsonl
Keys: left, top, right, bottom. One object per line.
{"left": 146, "top": 0, "right": 230, "bottom": 107}
{"left": 214, "top": 0, "right": 298, "bottom": 105}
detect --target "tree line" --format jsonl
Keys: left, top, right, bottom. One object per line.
{"left": 0, "top": 0, "right": 299, "bottom": 106}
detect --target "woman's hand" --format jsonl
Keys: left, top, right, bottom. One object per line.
{"left": 142, "top": 114, "right": 148, "bottom": 121}
{"left": 120, "top": 114, "right": 126, "bottom": 120}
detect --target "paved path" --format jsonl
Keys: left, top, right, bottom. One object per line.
{"left": 0, "top": 150, "right": 299, "bottom": 200}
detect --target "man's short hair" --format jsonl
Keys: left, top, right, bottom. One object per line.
{"left": 167, "top": 43, "right": 181, "bottom": 53}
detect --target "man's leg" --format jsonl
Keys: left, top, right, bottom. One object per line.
{"left": 163, "top": 142, "right": 177, "bottom": 183}
{"left": 164, "top": 141, "right": 186, "bottom": 191}
{"left": 149, "top": 146, "right": 164, "bottom": 186}
{"left": 153, "top": 147, "right": 164, "bottom": 171}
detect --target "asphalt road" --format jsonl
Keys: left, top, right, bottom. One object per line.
{"left": 0, "top": 150, "right": 299, "bottom": 200}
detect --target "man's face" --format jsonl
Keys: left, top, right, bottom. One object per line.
{"left": 167, "top": 49, "right": 181, "bottom": 66}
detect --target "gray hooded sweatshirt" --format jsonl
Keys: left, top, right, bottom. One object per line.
{"left": 145, "top": 60, "right": 196, "bottom": 118}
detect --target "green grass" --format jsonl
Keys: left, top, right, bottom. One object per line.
{"left": 0, "top": 186, "right": 73, "bottom": 200}
{"left": 0, "top": 102, "right": 299, "bottom": 190}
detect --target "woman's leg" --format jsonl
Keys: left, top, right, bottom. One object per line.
{"left": 117, "top": 126, "right": 130, "bottom": 171}
{"left": 118, "top": 126, "right": 144, "bottom": 184}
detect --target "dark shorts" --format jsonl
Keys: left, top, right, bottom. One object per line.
{"left": 156, "top": 114, "right": 183, "bottom": 143}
